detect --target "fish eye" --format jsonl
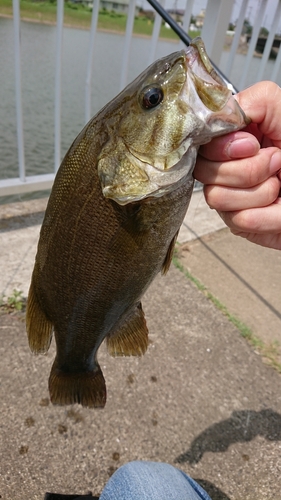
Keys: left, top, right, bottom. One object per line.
{"left": 142, "top": 87, "right": 164, "bottom": 109}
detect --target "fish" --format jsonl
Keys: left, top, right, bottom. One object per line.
{"left": 26, "top": 38, "right": 249, "bottom": 408}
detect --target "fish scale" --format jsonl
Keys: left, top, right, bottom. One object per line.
{"left": 26, "top": 38, "right": 249, "bottom": 408}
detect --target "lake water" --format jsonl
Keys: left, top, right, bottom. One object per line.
{"left": 1, "top": 17, "right": 280, "bottom": 203}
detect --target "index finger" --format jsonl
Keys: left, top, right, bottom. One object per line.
{"left": 194, "top": 147, "right": 281, "bottom": 187}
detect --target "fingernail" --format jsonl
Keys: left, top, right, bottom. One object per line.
{"left": 226, "top": 137, "right": 259, "bottom": 159}
{"left": 270, "top": 150, "right": 281, "bottom": 174}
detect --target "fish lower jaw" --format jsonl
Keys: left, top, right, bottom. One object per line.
{"left": 103, "top": 147, "right": 198, "bottom": 205}
{"left": 103, "top": 170, "right": 194, "bottom": 205}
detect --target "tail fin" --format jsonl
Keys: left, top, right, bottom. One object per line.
{"left": 26, "top": 278, "right": 53, "bottom": 354}
{"left": 48, "top": 359, "right": 106, "bottom": 408}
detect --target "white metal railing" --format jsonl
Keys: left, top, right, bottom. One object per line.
{"left": 12, "top": 0, "right": 25, "bottom": 184}
{"left": 1, "top": 0, "right": 281, "bottom": 199}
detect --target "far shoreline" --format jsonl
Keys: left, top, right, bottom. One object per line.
{"left": 0, "top": 12, "right": 180, "bottom": 42}
{"left": 1, "top": 12, "right": 253, "bottom": 55}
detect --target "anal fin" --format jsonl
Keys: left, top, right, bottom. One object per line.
{"left": 26, "top": 276, "right": 53, "bottom": 354}
{"left": 106, "top": 302, "right": 149, "bottom": 357}
{"left": 49, "top": 358, "right": 106, "bottom": 408}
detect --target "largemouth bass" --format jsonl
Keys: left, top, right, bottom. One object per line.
{"left": 26, "top": 38, "right": 249, "bottom": 408}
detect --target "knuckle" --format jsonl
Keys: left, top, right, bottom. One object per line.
{"left": 244, "top": 149, "right": 278, "bottom": 188}
{"left": 231, "top": 210, "right": 258, "bottom": 232}
{"left": 204, "top": 185, "right": 227, "bottom": 211}
{"left": 264, "top": 177, "right": 281, "bottom": 204}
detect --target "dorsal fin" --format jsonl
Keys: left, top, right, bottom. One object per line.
{"left": 161, "top": 231, "right": 179, "bottom": 275}
{"left": 106, "top": 302, "right": 149, "bottom": 357}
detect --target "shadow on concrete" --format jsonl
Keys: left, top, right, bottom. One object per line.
{"left": 43, "top": 481, "right": 230, "bottom": 500}
{"left": 0, "top": 212, "right": 44, "bottom": 232}
{"left": 175, "top": 409, "right": 281, "bottom": 465}
{"left": 194, "top": 479, "right": 231, "bottom": 500}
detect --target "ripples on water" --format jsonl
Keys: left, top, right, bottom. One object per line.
{"left": 0, "top": 17, "right": 280, "bottom": 204}
{"left": 0, "top": 18, "right": 179, "bottom": 203}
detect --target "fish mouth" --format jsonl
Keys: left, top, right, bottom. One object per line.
{"left": 184, "top": 37, "right": 250, "bottom": 123}
{"left": 184, "top": 37, "right": 231, "bottom": 112}
{"left": 185, "top": 37, "right": 225, "bottom": 87}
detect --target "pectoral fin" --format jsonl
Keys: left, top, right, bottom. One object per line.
{"left": 107, "top": 302, "right": 149, "bottom": 357}
{"left": 26, "top": 275, "right": 53, "bottom": 354}
{"left": 161, "top": 231, "right": 179, "bottom": 275}
{"left": 109, "top": 202, "right": 156, "bottom": 256}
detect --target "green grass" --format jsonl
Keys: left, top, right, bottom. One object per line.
{"left": 1, "top": 0, "right": 94, "bottom": 28}
{"left": 0, "top": 289, "right": 26, "bottom": 314}
{"left": 0, "top": 0, "right": 201, "bottom": 39}
{"left": 173, "top": 255, "right": 281, "bottom": 373}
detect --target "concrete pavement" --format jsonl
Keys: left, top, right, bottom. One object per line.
{"left": 0, "top": 192, "right": 281, "bottom": 500}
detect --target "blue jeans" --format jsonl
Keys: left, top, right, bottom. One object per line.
{"left": 99, "top": 461, "right": 212, "bottom": 500}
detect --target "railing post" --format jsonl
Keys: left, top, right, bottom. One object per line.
{"left": 13, "top": 0, "right": 25, "bottom": 182}
{"left": 178, "top": 0, "right": 195, "bottom": 49}
{"left": 257, "top": 0, "right": 281, "bottom": 82}
{"left": 271, "top": 11, "right": 281, "bottom": 83}
{"left": 225, "top": 0, "right": 249, "bottom": 80}
{"left": 147, "top": 0, "right": 166, "bottom": 67}
{"left": 201, "top": 0, "right": 234, "bottom": 66}
{"left": 119, "top": 0, "right": 136, "bottom": 91}
{"left": 239, "top": 0, "right": 267, "bottom": 89}
{"left": 85, "top": 0, "right": 100, "bottom": 124}
{"left": 54, "top": 0, "right": 64, "bottom": 172}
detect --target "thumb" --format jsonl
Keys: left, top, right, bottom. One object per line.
{"left": 236, "top": 81, "right": 281, "bottom": 149}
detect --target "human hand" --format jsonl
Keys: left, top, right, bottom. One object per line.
{"left": 194, "top": 81, "right": 281, "bottom": 250}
